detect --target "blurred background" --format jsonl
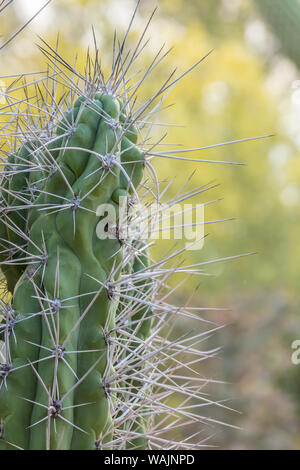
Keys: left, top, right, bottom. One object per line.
{"left": 1, "top": 0, "right": 300, "bottom": 449}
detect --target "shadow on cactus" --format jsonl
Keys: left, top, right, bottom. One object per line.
{"left": 0, "top": 4, "right": 265, "bottom": 450}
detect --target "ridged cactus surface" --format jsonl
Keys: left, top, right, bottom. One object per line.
{"left": 0, "top": 91, "right": 150, "bottom": 449}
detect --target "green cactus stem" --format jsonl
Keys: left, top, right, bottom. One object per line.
{"left": 0, "top": 92, "right": 145, "bottom": 450}
{"left": 254, "top": 0, "right": 300, "bottom": 68}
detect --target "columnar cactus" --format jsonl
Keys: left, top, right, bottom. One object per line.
{"left": 0, "top": 88, "right": 151, "bottom": 449}
{"left": 0, "top": 5, "right": 262, "bottom": 451}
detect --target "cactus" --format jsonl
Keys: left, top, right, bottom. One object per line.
{"left": 0, "top": 0, "right": 53, "bottom": 51}
{"left": 253, "top": 0, "right": 300, "bottom": 68}
{"left": 0, "top": 4, "right": 264, "bottom": 450}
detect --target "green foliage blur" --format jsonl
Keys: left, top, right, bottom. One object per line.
{"left": 1, "top": 0, "right": 299, "bottom": 449}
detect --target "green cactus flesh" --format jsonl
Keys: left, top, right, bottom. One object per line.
{"left": 0, "top": 93, "right": 151, "bottom": 450}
